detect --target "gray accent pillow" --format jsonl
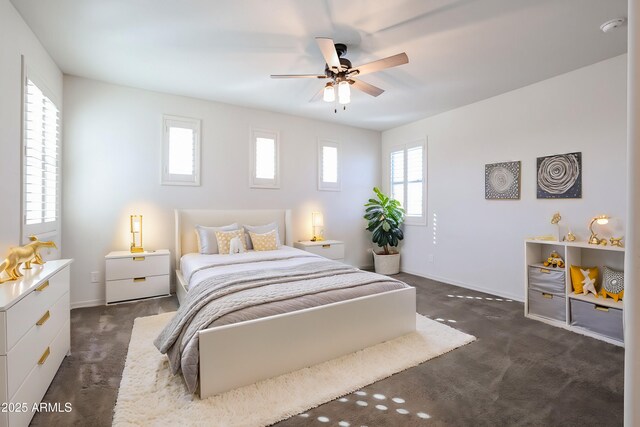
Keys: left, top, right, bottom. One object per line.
{"left": 243, "top": 222, "right": 281, "bottom": 249}
{"left": 603, "top": 266, "right": 624, "bottom": 294}
{"left": 195, "top": 223, "right": 239, "bottom": 254}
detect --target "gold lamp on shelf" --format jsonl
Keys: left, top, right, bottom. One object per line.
{"left": 311, "top": 212, "right": 324, "bottom": 242}
{"left": 130, "top": 215, "right": 144, "bottom": 253}
{"left": 588, "top": 215, "right": 610, "bottom": 245}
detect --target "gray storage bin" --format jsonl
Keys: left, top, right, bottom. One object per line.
{"left": 570, "top": 298, "right": 623, "bottom": 342}
{"left": 528, "top": 289, "right": 566, "bottom": 322}
{"left": 528, "top": 265, "right": 565, "bottom": 296}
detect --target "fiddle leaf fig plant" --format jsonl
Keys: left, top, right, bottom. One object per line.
{"left": 364, "top": 187, "right": 405, "bottom": 255}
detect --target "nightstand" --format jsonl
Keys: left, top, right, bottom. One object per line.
{"left": 105, "top": 249, "right": 170, "bottom": 304}
{"left": 294, "top": 240, "right": 345, "bottom": 261}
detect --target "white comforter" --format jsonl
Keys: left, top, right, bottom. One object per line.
{"left": 180, "top": 246, "right": 321, "bottom": 289}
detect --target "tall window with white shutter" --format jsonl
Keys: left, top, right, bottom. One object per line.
{"left": 390, "top": 139, "right": 427, "bottom": 225}
{"left": 250, "top": 128, "right": 280, "bottom": 188}
{"left": 22, "top": 75, "right": 61, "bottom": 242}
{"left": 318, "top": 139, "right": 340, "bottom": 191}
{"left": 162, "top": 115, "right": 201, "bottom": 186}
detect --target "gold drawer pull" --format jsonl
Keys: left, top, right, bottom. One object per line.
{"left": 322, "top": 244, "right": 331, "bottom": 248}
{"left": 542, "top": 293, "right": 553, "bottom": 299}
{"left": 38, "top": 347, "right": 51, "bottom": 365}
{"left": 133, "top": 277, "right": 146, "bottom": 282}
{"left": 133, "top": 257, "right": 145, "bottom": 261}
{"left": 35, "top": 280, "right": 49, "bottom": 292}
{"left": 540, "top": 268, "right": 550, "bottom": 274}
{"left": 595, "top": 305, "right": 609, "bottom": 312}
{"left": 36, "top": 310, "right": 51, "bottom": 326}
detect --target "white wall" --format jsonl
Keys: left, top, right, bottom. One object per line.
{"left": 0, "top": 0, "right": 63, "bottom": 259}
{"left": 382, "top": 55, "right": 627, "bottom": 300}
{"left": 62, "top": 76, "right": 381, "bottom": 307}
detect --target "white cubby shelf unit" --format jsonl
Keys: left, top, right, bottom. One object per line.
{"left": 524, "top": 239, "right": 625, "bottom": 346}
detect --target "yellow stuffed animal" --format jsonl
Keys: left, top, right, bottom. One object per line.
{"left": 0, "top": 236, "right": 57, "bottom": 284}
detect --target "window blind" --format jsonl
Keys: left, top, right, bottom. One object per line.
{"left": 390, "top": 142, "right": 426, "bottom": 223}
{"left": 24, "top": 79, "right": 60, "bottom": 228}
{"left": 321, "top": 145, "right": 338, "bottom": 183}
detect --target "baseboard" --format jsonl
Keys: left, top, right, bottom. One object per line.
{"left": 400, "top": 268, "right": 524, "bottom": 302}
{"left": 71, "top": 299, "right": 105, "bottom": 309}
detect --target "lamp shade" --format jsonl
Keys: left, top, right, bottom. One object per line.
{"left": 338, "top": 81, "right": 350, "bottom": 104}
{"left": 323, "top": 83, "right": 335, "bottom": 102}
{"left": 596, "top": 215, "right": 610, "bottom": 225}
{"left": 312, "top": 212, "right": 324, "bottom": 227}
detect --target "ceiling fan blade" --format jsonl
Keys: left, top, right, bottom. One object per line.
{"left": 309, "top": 87, "right": 324, "bottom": 103}
{"left": 351, "top": 79, "right": 385, "bottom": 97}
{"left": 271, "top": 74, "right": 327, "bottom": 79}
{"left": 350, "top": 53, "right": 409, "bottom": 76}
{"left": 316, "top": 37, "right": 341, "bottom": 71}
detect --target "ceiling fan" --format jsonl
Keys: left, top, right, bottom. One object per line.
{"left": 271, "top": 37, "right": 409, "bottom": 111}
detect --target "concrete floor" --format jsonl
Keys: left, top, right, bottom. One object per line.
{"left": 33, "top": 273, "right": 624, "bottom": 426}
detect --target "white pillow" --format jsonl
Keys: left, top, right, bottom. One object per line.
{"left": 243, "top": 222, "right": 281, "bottom": 249}
{"left": 195, "top": 223, "right": 239, "bottom": 254}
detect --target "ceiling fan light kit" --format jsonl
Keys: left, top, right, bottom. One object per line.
{"left": 271, "top": 37, "right": 409, "bottom": 113}
{"left": 323, "top": 83, "right": 335, "bottom": 102}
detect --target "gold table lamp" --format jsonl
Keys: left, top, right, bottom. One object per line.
{"left": 130, "top": 215, "right": 144, "bottom": 253}
{"left": 311, "top": 212, "right": 324, "bottom": 242}
{"left": 588, "top": 215, "right": 610, "bottom": 245}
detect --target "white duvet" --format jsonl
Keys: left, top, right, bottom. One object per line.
{"left": 180, "top": 246, "right": 322, "bottom": 290}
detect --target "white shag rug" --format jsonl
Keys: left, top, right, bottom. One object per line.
{"left": 113, "top": 312, "right": 475, "bottom": 427}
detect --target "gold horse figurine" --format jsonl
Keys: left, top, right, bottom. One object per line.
{"left": 0, "top": 236, "right": 57, "bottom": 284}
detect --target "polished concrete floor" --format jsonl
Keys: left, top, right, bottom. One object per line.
{"left": 33, "top": 273, "right": 624, "bottom": 426}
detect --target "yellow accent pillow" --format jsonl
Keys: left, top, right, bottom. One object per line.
{"left": 249, "top": 230, "right": 278, "bottom": 252}
{"left": 570, "top": 265, "right": 599, "bottom": 294}
{"left": 214, "top": 229, "right": 246, "bottom": 254}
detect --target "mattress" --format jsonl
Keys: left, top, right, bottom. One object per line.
{"left": 159, "top": 246, "right": 411, "bottom": 393}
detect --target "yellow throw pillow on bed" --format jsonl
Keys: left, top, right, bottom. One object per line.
{"left": 249, "top": 230, "right": 278, "bottom": 251}
{"left": 215, "top": 229, "right": 246, "bottom": 254}
{"left": 570, "top": 265, "right": 599, "bottom": 294}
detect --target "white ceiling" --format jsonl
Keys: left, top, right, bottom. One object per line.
{"left": 12, "top": 0, "right": 628, "bottom": 131}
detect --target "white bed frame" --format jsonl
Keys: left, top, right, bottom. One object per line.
{"left": 174, "top": 209, "right": 416, "bottom": 398}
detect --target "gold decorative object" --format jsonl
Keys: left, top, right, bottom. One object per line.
{"left": 551, "top": 212, "right": 561, "bottom": 225}
{"left": 130, "top": 215, "right": 144, "bottom": 253}
{"left": 311, "top": 212, "right": 324, "bottom": 242}
{"left": 610, "top": 237, "right": 624, "bottom": 247}
{"left": 543, "top": 250, "right": 564, "bottom": 268}
{"left": 0, "top": 236, "right": 57, "bottom": 284}
{"left": 566, "top": 231, "right": 576, "bottom": 242}
{"left": 588, "top": 215, "right": 610, "bottom": 245}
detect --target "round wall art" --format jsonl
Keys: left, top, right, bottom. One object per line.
{"left": 485, "top": 161, "right": 521, "bottom": 200}
{"left": 536, "top": 152, "right": 582, "bottom": 199}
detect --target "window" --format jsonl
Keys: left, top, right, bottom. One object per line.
{"left": 162, "top": 115, "right": 201, "bottom": 186}
{"left": 390, "top": 139, "right": 427, "bottom": 225}
{"left": 250, "top": 128, "right": 279, "bottom": 188}
{"left": 318, "top": 139, "right": 340, "bottom": 191}
{"left": 22, "top": 75, "right": 61, "bottom": 241}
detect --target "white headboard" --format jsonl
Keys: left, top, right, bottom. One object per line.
{"left": 174, "top": 209, "right": 293, "bottom": 264}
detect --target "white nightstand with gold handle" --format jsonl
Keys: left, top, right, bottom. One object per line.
{"left": 294, "top": 240, "right": 345, "bottom": 262}
{"left": 105, "top": 250, "right": 170, "bottom": 304}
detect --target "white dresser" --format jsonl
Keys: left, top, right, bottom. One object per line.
{"left": 294, "top": 240, "right": 345, "bottom": 261}
{"left": 105, "top": 250, "right": 170, "bottom": 304}
{"left": 0, "top": 259, "right": 72, "bottom": 427}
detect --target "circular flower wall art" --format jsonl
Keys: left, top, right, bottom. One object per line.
{"left": 485, "top": 161, "right": 521, "bottom": 200}
{"left": 537, "top": 152, "right": 582, "bottom": 199}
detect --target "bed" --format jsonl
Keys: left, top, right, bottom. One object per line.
{"left": 166, "top": 209, "right": 416, "bottom": 398}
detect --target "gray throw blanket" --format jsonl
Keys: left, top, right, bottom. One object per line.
{"left": 154, "top": 258, "right": 406, "bottom": 394}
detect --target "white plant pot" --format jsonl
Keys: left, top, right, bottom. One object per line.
{"left": 373, "top": 251, "right": 401, "bottom": 275}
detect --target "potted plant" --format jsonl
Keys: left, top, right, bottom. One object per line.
{"left": 364, "top": 187, "right": 405, "bottom": 274}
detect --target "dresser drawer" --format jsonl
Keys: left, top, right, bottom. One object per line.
{"left": 303, "top": 243, "right": 344, "bottom": 260}
{"left": 5, "top": 267, "right": 69, "bottom": 353}
{"left": 7, "top": 292, "right": 69, "bottom": 399}
{"left": 106, "top": 254, "right": 170, "bottom": 281}
{"left": 106, "top": 275, "right": 170, "bottom": 304}
{"left": 8, "top": 320, "right": 70, "bottom": 427}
